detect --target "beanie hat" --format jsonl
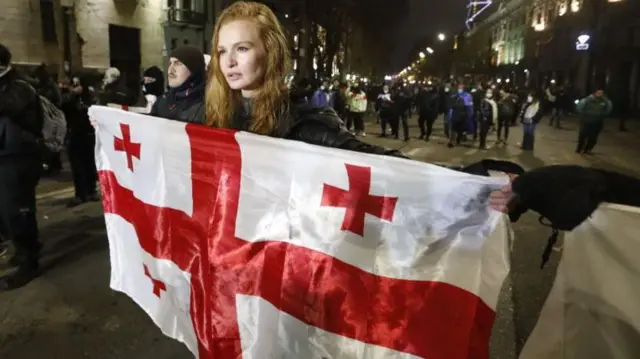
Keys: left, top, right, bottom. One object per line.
{"left": 0, "top": 44, "right": 11, "bottom": 67}
{"left": 169, "top": 46, "right": 205, "bottom": 77}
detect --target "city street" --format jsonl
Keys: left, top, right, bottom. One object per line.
{"left": 0, "top": 115, "right": 638, "bottom": 359}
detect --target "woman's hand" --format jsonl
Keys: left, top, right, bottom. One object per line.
{"left": 489, "top": 174, "right": 518, "bottom": 213}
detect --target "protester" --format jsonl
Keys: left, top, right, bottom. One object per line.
{"left": 0, "top": 44, "right": 42, "bottom": 289}
{"left": 346, "top": 82, "right": 367, "bottom": 136}
{"left": 477, "top": 88, "right": 497, "bottom": 149}
{"left": 140, "top": 66, "right": 165, "bottom": 113}
{"left": 151, "top": 46, "right": 205, "bottom": 124}
{"left": 517, "top": 91, "right": 542, "bottom": 151}
{"left": 496, "top": 88, "right": 517, "bottom": 145}
{"left": 375, "top": 84, "right": 395, "bottom": 137}
{"left": 61, "top": 75, "right": 98, "bottom": 207}
{"left": 575, "top": 88, "right": 613, "bottom": 155}
{"left": 99, "top": 67, "right": 135, "bottom": 106}
{"left": 446, "top": 83, "right": 473, "bottom": 148}
{"left": 311, "top": 80, "right": 331, "bottom": 108}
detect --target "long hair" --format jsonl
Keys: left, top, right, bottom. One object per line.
{"left": 205, "top": 1, "right": 292, "bottom": 134}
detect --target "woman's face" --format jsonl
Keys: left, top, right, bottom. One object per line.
{"left": 217, "top": 19, "right": 266, "bottom": 97}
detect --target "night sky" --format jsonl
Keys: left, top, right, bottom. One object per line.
{"left": 391, "top": 0, "right": 468, "bottom": 71}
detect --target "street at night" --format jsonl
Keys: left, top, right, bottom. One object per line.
{"left": 1, "top": 0, "right": 640, "bottom": 357}
{"left": 0, "top": 115, "right": 638, "bottom": 358}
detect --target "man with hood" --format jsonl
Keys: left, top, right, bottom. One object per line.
{"left": 0, "top": 44, "right": 43, "bottom": 289}
{"left": 151, "top": 46, "right": 205, "bottom": 124}
{"left": 140, "top": 66, "right": 165, "bottom": 113}
{"left": 100, "top": 67, "right": 135, "bottom": 106}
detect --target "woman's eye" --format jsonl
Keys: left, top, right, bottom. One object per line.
{"left": 237, "top": 46, "right": 249, "bottom": 52}
{"left": 218, "top": 49, "right": 226, "bottom": 55}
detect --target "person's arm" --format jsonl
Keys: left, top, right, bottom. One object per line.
{"left": 604, "top": 97, "right": 613, "bottom": 116}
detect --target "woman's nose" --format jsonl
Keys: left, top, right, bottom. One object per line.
{"left": 226, "top": 54, "right": 237, "bottom": 68}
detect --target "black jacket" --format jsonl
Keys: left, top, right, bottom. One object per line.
{"left": 100, "top": 81, "right": 136, "bottom": 107}
{"left": 0, "top": 69, "right": 43, "bottom": 158}
{"left": 151, "top": 75, "right": 205, "bottom": 124}
{"left": 415, "top": 89, "right": 439, "bottom": 117}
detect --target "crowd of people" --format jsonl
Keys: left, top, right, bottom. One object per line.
{"left": 0, "top": 0, "right": 635, "bottom": 293}
{"left": 297, "top": 77, "right": 614, "bottom": 156}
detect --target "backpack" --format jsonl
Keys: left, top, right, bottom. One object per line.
{"left": 18, "top": 80, "right": 67, "bottom": 152}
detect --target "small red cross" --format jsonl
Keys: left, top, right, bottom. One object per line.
{"left": 321, "top": 164, "right": 398, "bottom": 236}
{"left": 114, "top": 123, "right": 141, "bottom": 171}
{"left": 143, "top": 264, "right": 167, "bottom": 298}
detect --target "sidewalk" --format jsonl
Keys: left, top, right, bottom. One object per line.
{"left": 37, "top": 155, "right": 74, "bottom": 201}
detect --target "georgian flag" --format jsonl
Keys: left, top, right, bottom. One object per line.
{"left": 90, "top": 106, "right": 512, "bottom": 359}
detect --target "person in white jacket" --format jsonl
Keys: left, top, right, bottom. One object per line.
{"left": 346, "top": 82, "right": 367, "bottom": 136}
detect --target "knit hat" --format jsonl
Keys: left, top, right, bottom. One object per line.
{"left": 0, "top": 44, "right": 11, "bottom": 67}
{"left": 169, "top": 46, "right": 205, "bottom": 77}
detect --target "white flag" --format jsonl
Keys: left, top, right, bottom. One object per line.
{"left": 520, "top": 203, "right": 640, "bottom": 359}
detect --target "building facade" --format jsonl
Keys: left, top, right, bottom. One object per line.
{"left": 1, "top": 0, "right": 216, "bottom": 81}
{"left": 459, "top": 0, "right": 640, "bottom": 114}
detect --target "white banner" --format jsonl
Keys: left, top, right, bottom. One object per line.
{"left": 520, "top": 203, "right": 640, "bottom": 359}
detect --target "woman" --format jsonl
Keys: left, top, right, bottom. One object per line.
{"left": 205, "top": 2, "right": 515, "bottom": 210}
{"left": 518, "top": 91, "right": 542, "bottom": 151}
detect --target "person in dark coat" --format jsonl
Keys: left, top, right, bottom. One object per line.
{"left": 575, "top": 88, "right": 613, "bottom": 154}
{"left": 0, "top": 44, "right": 43, "bottom": 290}
{"left": 61, "top": 75, "right": 98, "bottom": 207}
{"left": 151, "top": 46, "right": 205, "bottom": 124}
{"left": 140, "top": 66, "right": 165, "bottom": 113}
{"left": 415, "top": 84, "right": 439, "bottom": 141}
{"left": 99, "top": 67, "right": 135, "bottom": 106}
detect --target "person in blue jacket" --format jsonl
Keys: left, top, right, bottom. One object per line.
{"left": 311, "top": 80, "right": 331, "bottom": 108}
{"left": 446, "top": 83, "right": 473, "bottom": 148}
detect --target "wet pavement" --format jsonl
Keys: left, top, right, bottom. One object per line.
{"left": 1, "top": 115, "right": 638, "bottom": 359}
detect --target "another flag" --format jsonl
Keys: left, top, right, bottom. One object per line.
{"left": 520, "top": 203, "right": 640, "bottom": 359}
{"left": 91, "top": 106, "right": 512, "bottom": 359}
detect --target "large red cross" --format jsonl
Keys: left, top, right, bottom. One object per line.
{"left": 114, "top": 123, "right": 141, "bottom": 171}
{"left": 99, "top": 124, "right": 494, "bottom": 359}
{"left": 321, "top": 164, "right": 398, "bottom": 236}
{"left": 143, "top": 264, "right": 167, "bottom": 298}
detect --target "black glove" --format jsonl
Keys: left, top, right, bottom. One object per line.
{"left": 510, "top": 165, "right": 640, "bottom": 268}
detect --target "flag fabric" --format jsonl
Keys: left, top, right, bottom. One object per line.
{"left": 519, "top": 203, "right": 640, "bottom": 359}
{"left": 106, "top": 103, "right": 150, "bottom": 114}
{"left": 91, "top": 106, "right": 513, "bottom": 359}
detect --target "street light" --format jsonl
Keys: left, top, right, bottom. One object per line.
{"left": 426, "top": 47, "right": 434, "bottom": 54}
{"left": 419, "top": 52, "right": 425, "bottom": 59}
{"left": 438, "top": 33, "right": 445, "bottom": 41}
